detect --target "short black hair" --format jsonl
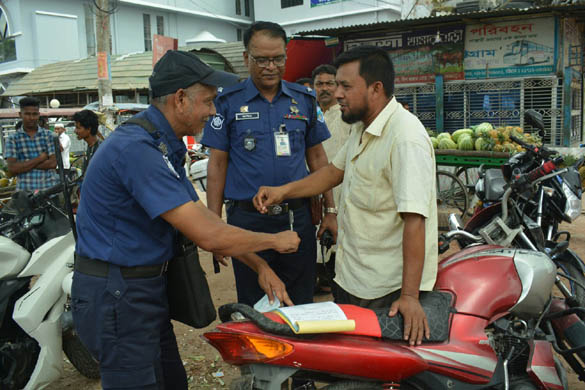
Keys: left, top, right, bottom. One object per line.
{"left": 19, "top": 96, "right": 40, "bottom": 110}
{"left": 73, "top": 110, "right": 99, "bottom": 136}
{"left": 334, "top": 45, "right": 395, "bottom": 98}
{"left": 311, "top": 64, "right": 336, "bottom": 82}
{"left": 295, "top": 77, "right": 312, "bottom": 86}
{"left": 243, "top": 21, "right": 287, "bottom": 50}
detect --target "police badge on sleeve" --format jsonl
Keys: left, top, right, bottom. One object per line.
{"left": 210, "top": 113, "right": 224, "bottom": 130}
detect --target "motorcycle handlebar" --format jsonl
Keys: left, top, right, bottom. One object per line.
{"left": 510, "top": 135, "right": 556, "bottom": 160}
{"left": 33, "top": 183, "right": 64, "bottom": 201}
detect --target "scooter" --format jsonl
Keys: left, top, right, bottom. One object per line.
{"left": 203, "top": 239, "right": 585, "bottom": 389}
{"left": 0, "top": 137, "right": 99, "bottom": 389}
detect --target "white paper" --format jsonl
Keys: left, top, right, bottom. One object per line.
{"left": 253, "top": 293, "right": 281, "bottom": 313}
{"left": 276, "top": 301, "right": 347, "bottom": 323}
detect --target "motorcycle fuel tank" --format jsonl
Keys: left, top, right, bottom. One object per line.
{"left": 510, "top": 249, "right": 556, "bottom": 319}
{"left": 0, "top": 236, "right": 30, "bottom": 279}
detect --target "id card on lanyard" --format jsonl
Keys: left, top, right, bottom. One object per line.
{"left": 274, "top": 124, "right": 291, "bottom": 157}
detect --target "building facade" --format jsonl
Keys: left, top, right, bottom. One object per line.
{"left": 0, "top": 0, "right": 253, "bottom": 91}
{"left": 253, "top": 0, "right": 402, "bottom": 36}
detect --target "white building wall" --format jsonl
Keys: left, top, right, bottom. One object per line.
{"left": 253, "top": 0, "right": 401, "bottom": 36}
{"left": 0, "top": 0, "right": 252, "bottom": 76}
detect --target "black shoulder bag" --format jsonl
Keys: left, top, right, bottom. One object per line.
{"left": 124, "top": 117, "right": 216, "bottom": 328}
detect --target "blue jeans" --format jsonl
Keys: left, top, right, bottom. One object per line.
{"left": 227, "top": 203, "right": 317, "bottom": 306}
{"left": 71, "top": 265, "right": 187, "bottom": 390}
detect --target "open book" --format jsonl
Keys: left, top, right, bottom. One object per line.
{"left": 273, "top": 302, "right": 356, "bottom": 334}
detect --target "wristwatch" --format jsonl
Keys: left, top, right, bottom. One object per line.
{"left": 324, "top": 207, "right": 338, "bottom": 215}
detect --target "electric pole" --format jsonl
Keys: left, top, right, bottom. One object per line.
{"left": 95, "top": 0, "right": 115, "bottom": 133}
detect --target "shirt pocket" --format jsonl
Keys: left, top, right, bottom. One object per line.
{"left": 234, "top": 121, "right": 264, "bottom": 153}
{"left": 283, "top": 119, "right": 307, "bottom": 155}
{"left": 348, "top": 157, "right": 377, "bottom": 211}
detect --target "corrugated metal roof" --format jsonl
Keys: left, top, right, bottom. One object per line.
{"left": 2, "top": 46, "right": 248, "bottom": 97}
{"left": 199, "top": 42, "right": 249, "bottom": 80}
{"left": 296, "top": 2, "right": 585, "bottom": 37}
{"left": 3, "top": 51, "right": 153, "bottom": 96}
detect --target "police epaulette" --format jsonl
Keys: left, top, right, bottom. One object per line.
{"left": 216, "top": 82, "right": 245, "bottom": 99}
{"left": 285, "top": 81, "right": 316, "bottom": 97}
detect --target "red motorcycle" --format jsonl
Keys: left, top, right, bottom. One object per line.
{"left": 203, "top": 242, "right": 585, "bottom": 389}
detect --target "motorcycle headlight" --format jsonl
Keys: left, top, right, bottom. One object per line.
{"left": 562, "top": 181, "right": 581, "bottom": 222}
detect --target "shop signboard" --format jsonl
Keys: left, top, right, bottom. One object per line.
{"left": 344, "top": 25, "right": 465, "bottom": 84}
{"left": 464, "top": 17, "right": 556, "bottom": 79}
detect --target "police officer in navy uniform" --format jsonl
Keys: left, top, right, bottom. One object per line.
{"left": 72, "top": 50, "right": 299, "bottom": 390}
{"left": 202, "top": 21, "right": 338, "bottom": 307}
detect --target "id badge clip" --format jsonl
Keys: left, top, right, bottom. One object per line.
{"left": 274, "top": 124, "right": 291, "bottom": 157}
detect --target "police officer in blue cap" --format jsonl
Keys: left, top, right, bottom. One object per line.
{"left": 202, "top": 21, "right": 338, "bottom": 307}
{"left": 72, "top": 50, "right": 300, "bottom": 390}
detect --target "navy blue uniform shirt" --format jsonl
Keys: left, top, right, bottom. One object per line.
{"left": 75, "top": 105, "right": 198, "bottom": 266}
{"left": 201, "top": 78, "right": 330, "bottom": 200}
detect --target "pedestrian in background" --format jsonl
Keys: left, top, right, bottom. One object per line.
{"left": 73, "top": 109, "right": 101, "bottom": 175}
{"left": 5, "top": 97, "right": 59, "bottom": 191}
{"left": 55, "top": 123, "right": 71, "bottom": 169}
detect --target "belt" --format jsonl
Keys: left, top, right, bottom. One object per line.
{"left": 232, "top": 198, "right": 307, "bottom": 215}
{"left": 74, "top": 254, "right": 168, "bottom": 279}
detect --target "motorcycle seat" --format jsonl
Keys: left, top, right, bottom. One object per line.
{"left": 218, "top": 292, "right": 453, "bottom": 342}
{"left": 371, "top": 291, "right": 453, "bottom": 342}
{"left": 484, "top": 169, "right": 506, "bottom": 202}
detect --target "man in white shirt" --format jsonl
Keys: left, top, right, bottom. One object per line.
{"left": 55, "top": 124, "right": 71, "bottom": 169}
{"left": 254, "top": 45, "right": 438, "bottom": 346}
{"left": 312, "top": 64, "right": 352, "bottom": 292}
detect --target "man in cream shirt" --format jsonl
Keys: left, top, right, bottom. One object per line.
{"left": 254, "top": 45, "right": 437, "bottom": 346}
{"left": 312, "top": 64, "right": 351, "bottom": 291}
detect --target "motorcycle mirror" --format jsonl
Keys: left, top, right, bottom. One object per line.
{"left": 525, "top": 109, "right": 545, "bottom": 131}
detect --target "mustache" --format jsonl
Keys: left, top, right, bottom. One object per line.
{"left": 319, "top": 91, "right": 331, "bottom": 97}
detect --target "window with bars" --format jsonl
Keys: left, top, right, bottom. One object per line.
{"left": 156, "top": 16, "right": 164, "bottom": 35}
{"left": 395, "top": 77, "right": 579, "bottom": 146}
{"left": 143, "top": 14, "right": 152, "bottom": 51}
{"left": 281, "top": 0, "right": 303, "bottom": 8}
{"left": 237, "top": 28, "right": 242, "bottom": 42}
{"left": 245, "top": 0, "right": 250, "bottom": 16}
{"left": 235, "top": 0, "right": 241, "bottom": 15}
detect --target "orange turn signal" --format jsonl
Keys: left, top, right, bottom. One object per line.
{"left": 202, "top": 332, "right": 294, "bottom": 364}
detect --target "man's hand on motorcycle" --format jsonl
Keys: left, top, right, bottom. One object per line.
{"left": 213, "top": 253, "right": 230, "bottom": 267}
{"left": 273, "top": 231, "right": 300, "bottom": 253}
{"left": 253, "top": 186, "right": 286, "bottom": 213}
{"left": 318, "top": 213, "right": 338, "bottom": 242}
{"left": 257, "top": 264, "right": 294, "bottom": 306}
{"left": 388, "top": 295, "right": 430, "bottom": 346}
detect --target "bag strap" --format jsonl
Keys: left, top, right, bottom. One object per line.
{"left": 123, "top": 117, "right": 160, "bottom": 139}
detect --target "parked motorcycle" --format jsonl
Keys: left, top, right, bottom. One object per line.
{"left": 445, "top": 110, "right": 585, "bottom": 309}
{"left": 0, "top": 138, "right": 99, "bottom": 389}
{"left": 203, "top": 240, "right": 585, "bottom": 389}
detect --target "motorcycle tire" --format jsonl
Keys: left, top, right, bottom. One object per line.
{"left": 62, "top": 328, "right": 100, "bottom": 379}
{"left": 0, "top": 337, "right": 40, "bottom": 390}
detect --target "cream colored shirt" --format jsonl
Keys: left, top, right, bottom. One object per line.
{"left": 318, "top": 104, "right": 351, "bottom": 262}
{"left": 332, "top": 97, "right": 438, "bottom": 299}
{"left": 322, "top": 104, "right": 351, "bottom": 206}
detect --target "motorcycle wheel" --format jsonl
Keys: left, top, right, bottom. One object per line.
{"left": 0, "top": 337, "right": 40, "bottom": 390}
{"left": 62, "top": 328, "right": 100, "bottom": 379}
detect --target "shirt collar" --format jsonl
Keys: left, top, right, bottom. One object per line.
{"left": 243, "top": 77, "right": 290, "bottom": 102}
{"left": 364, "top": 96, "right": 399, "bottom": 137}
{"left": 143, "top": 105, "right": 186, "bottom": 157}
{"left": 17, "top": 126, "right": 44, "bottom": 134}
